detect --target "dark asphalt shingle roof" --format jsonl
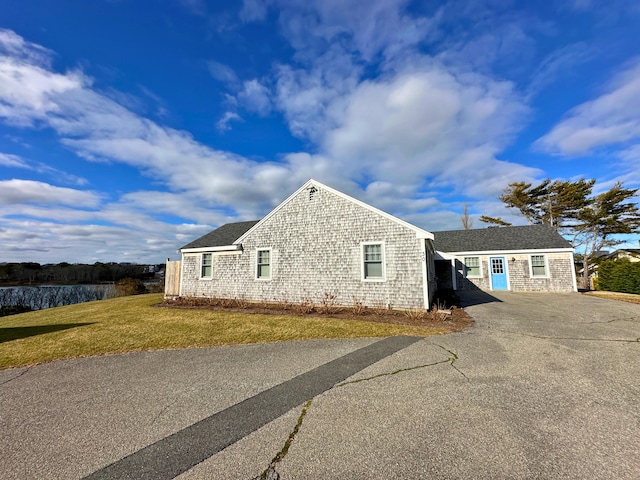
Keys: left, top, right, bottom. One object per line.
{"left": 180, "top": 220, "right": 260, "bottom": 250}
{"left": 433, "top": 225, "right": 572, "bottom": 252}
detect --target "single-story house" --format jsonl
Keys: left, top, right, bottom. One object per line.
{"left": 172, "top": 179, "right": 577, "bottom": 308}
{"left": 433, "top": 226, "right": 578, "bottom": 293}
{"left": 177, "top": 179, "right": 437, "bottom": 309}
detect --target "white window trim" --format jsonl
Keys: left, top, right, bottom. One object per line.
{"left": 529, "top": 254, "right": 549, "bottom": 278}
{"left": 361, "top": 241, "right": 386, "bottom": 282}
{"left": 200, "top": 252, "right": 213, "bottom": 279}
{"left": 463, "top": 256, "right": 483, "bottom": 278}
{"left": 256, "top": 248, "right": 272, "bottom": 281}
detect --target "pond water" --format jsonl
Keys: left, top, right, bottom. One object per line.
{"left": 0, "top": 285, "right": 115, "bottom": 311}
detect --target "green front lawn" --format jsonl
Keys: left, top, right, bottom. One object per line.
{"left": 0, "top": 294, "right": 448, "bottom": 369}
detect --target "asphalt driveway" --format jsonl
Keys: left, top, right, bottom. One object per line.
{"left": 1, "top": 291, "right": 639, "bottom": 479}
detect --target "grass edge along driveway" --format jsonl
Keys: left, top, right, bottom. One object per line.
{"left": 0, "top": 294, "right": 449, "bottom": 370}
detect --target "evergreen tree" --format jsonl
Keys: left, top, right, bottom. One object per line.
{"left": 498, "top": 178, "right": 594, "bottom": 230}
{"left": 486, "top": 178, "right": 640, "bottom": 289}
{"left": 575, "top": 182, "right": 640, "bottom": 286}
{"left": 479, "top": 215, "right": 512, "bottom": 227}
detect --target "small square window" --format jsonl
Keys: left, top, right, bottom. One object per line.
{"left": 464, "top": 256, "right": 481, "bottom": 277}
{"left": 257, "top": 249, "right": 271, "bottom": 279}
{"left": 201, "top": 253, "right": 212, "bottom": 278}
{"left": 531, "top": 255, "right": 547, "bottom": 277}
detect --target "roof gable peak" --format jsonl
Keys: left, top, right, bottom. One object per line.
{"left": 235, "top": 179, "right": 433, "bottom": 243}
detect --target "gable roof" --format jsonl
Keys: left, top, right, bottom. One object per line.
{"left": 180, "top": 220, "right": 259, "bottom": 250}
{"left": 433, "top": 225, "right": 573, "bottom": 253}
{"left": 235, "top": 179, "right": 434, "bottom": 244}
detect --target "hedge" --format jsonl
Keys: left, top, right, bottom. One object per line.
{"left": 597, "top": 259, "right": 640, "bottom": 294}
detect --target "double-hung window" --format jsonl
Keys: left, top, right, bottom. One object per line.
{"left": 256, "top": 248, "right": 271, "bottom": 280}
{"left": 530, "top": 255, "right": 547, "bottom": 277}
{"left": 362, "top": 242, "right": 385, "bottom": 281}
{"left": 464, "top": 256, "right": 481, "bottom": 277}
{"left": 201, "top": 253, "right": 212, "bottom": 278}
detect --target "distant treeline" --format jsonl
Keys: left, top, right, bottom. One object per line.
{"left": 0, "top": 262, "right": 163, "bottom": 285}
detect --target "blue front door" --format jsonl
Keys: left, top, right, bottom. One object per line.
{"left": 490, "top": 257, "right": 508, "bottom": 290}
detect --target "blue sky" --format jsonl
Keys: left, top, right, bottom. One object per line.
{"left": 1, "top": 0, "right": 640, "bottom": 264}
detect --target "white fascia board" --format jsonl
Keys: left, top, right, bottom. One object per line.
{"left": 180, "top": 245, "right": 242, "bottom": 254}
{"left": 234, "top": 179, "right": 434, "bottom": 244}
{"left": 435, "top": 251, "right": 457, "bottom": 260}
{"left": 437, "top": 247, "right": 575, "bottom": 256}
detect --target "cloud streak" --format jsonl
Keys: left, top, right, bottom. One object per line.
{"left": 537, "top": 59, "right": 640, "bottom": 156}
{"left": 0, "top": 179, "right": 100, "bottom": 207}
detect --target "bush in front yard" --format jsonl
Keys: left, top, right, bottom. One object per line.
{"left": 113, "top": 277, "right": 148, "bottom": 296}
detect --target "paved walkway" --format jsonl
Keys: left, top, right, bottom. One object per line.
{"left": 1, "top": 291, "right": 639, "bottom": 479}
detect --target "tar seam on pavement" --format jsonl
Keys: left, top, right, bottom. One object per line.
{"left": 82, "top": 335, "right": 423, "bottom": 480}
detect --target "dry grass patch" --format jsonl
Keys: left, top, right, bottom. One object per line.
{"left": 0, "top": 294, "right": 464, "bottom": 370}
{"left": 583, "top": 290, "right": 640, "bottom": 305}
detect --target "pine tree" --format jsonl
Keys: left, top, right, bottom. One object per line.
{"left": 479, "top": 215, "right": 512, "bottom": 227}
{"left": 498, "top": 178, "right": 594, "bottom": 230}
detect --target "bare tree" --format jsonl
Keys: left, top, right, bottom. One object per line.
{"left": 461, "top": 203, "right": 473, "bottom": 230}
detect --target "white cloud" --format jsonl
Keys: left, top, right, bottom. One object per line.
{"left": 322, "top": 64, "right": 537, "bottom": 196}
{"left": 0, "top": 179, "right": 100, "bottom": 207}
{"left": 117, "top": 190, "right": 234, "bottom": 225}
{"left": 273, "top": 46, "right": 364, "bottom": 143}
{"left": 264, "top": 0, "right": 436, "bottom": 62}
{"left": 0, "top": 152, "right": 88, "bottom": 185}
{"left": 216, "top": 111, "right": 242, "bottom": 131}
{"left": 207, "top": 60, "right": 238, "bottom": 85}
{"left": 0, "top": 31, "right": 86, "bottom": 127}
{"left": 526, "top": 42, "right": 594, "bottom": 96}
{"left": 0, "top": 217, "right": 186, "bottom": 263}
{"left": 0, "top": 28, "right": 52, "bottom": 66}
{"left": 0, "top": 152, "right": 29, "bottom": 168}
{"left": 0, "top": 18, "right": 547, "bottom": 262}
{"left": 237, "top": 79, "right": 272, "bottom": 115}
{"left": 536, "top": 60, "right": 640, "bottom": 155}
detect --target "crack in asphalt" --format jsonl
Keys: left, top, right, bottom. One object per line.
{"left": 149, "top": 397, "right": 181, "bottom": 427}
{"left": 337, "top": 344, "right": 466, "bottom": 386}
{"left": 83, "top": 336, "right": 422, "bottom": 480}
{"left": 335, "top": 358, "right": 451, "bottom": 386}
{"left": 251, "top": 344, "right": 466, "bottom": 479}
{"left": 0, "top": 366, "right": 32, "bottom": 387}
{"left": 253, "top": 400, "right": 313, "bottom": 480}
{"left": 585, "top": 316, "right": 640, "bottom": 325}
{"left": 494, "top": 329, "right": 640, "bottom": 343}
{"left": 437, "top": 345, "right": 468, "bottom": 379}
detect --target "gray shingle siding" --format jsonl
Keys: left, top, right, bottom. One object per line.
{"left": 433, "top": 225, "right": 576, "bottom": 293}
{"left": 450, "top": 253, "right": 576, "bottom": 292}
{"left": 180, "top": 185, "right": 431, "bottom": 308}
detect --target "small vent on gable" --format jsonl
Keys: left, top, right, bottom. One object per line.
{"left": 308, "top": 186, "right": 318, "bottom": 201}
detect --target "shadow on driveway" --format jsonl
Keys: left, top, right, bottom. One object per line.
{"left": 456, "top": 289, "right": 503, "bottom": 307}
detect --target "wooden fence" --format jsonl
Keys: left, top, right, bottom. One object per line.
{"left": 164, "top": 260, "right": 181, "bottom": 297}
